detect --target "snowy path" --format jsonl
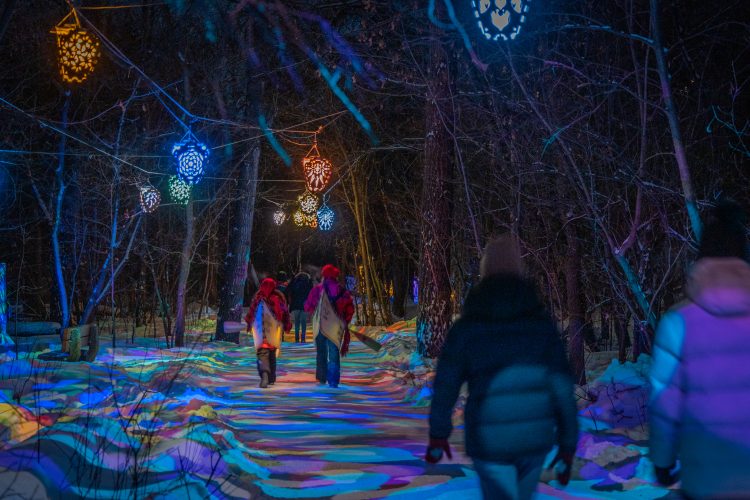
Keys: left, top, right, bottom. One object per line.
{"left": 0, "top": 333, "right": 671, "bottom": 499}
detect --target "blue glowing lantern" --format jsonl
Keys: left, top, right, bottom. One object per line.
{"left": 472, "top": 0, "right": 530, "bottom": 41}
{"left": 317, "top": 203, "right": 334, "bottom": 231}
{"left": 172, "top": 136, "right": 209, "bottom": 185}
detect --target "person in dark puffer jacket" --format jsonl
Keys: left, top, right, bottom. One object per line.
{"left": 649, "top": 201, "right": 750, "bottom": 498}
{"left": 427, "top": 234, "right": 579, "bottom": 500}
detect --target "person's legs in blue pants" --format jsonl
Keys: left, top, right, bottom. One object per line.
{"left": 315, "top": 334, "right": 327, "bottom": 384}
{"left": 326, "top": 337, "right": 340, "bottom": 388}
{"left": 299, "top": 311, "right": 307, "bottom": 343}
{"left": 293, "top": 310, "right": 302, "bottom": 342}
{"left": 472, "top": 454, "right": 545, "bottom": 500}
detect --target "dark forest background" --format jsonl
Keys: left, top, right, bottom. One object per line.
{"left": 0, "top": 0, "right": 747, "bottom": 383}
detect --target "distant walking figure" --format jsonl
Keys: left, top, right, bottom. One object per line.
{"left": 246, "top": 278, "right": 292, "bottom": 388}
{"left": 427, "top": 235, "right": 579, "bottom": 500}
{"left": 649, "top": 201, "right": 750, "bottom": 497}
{"left": 305, "top": 265, "right": 354, "bottom": 388}
{"left": 287, "top": 271, "right": 314, "bottom": 343}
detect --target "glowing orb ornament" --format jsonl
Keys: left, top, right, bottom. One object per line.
{"left": 306, "top": 213, "right": 318, "bottom": 229}
{"left": 172, "top": 136, "right": 209, "bottom": 185}
{"left": 298, "top": 191, "right": 319, "bottom": 215}
{"left": 139, "top": 186, "right": 161, "bottom": 213}
{"left": 273, "top": 208, "right": 286, "bottom": 225}
{"left": 317, "top": 203, "right": 334, "bottom": 231}
{"left": 472, "top": 0, "right": 530, "bottom": 41}
{"left": 168, "top": 175, "right": 191, "bottom": 205}
{"left": 51, "top": 10, "right": 101, "bottom": 84}
{"left": 302, "top": 143, "right": 333, "bottom": 193}
{"left": 292, "top": 209, "right": 305, "bottom": 227}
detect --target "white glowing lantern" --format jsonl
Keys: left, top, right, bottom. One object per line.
{"left": 139, "top": 186, "right": 161, "bottom": 213}
{"left": 273, "top": 208, "right": 286, "bottom": 225}
{"left": 472, "top": 0, "right": 530, "bottom": 41}
{"left": 298, "top": 191, "right": 319, "bottom": 215}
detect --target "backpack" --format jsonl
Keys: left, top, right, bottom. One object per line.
{"left": 312, "top": 290, "right": 347, "bottom": 349}
{"left": 251, "top": 301, "right": 283, "bottom": 356}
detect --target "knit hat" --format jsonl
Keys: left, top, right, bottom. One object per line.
{"left": 479, "top": 234, "right": 525, "bottom": 278}
{"left": 321, "top": 264, "right": 340, "bottom": 280}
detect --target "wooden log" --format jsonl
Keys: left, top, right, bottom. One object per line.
{"left": 9, "top": 322, "right": 61, "bottom": 336}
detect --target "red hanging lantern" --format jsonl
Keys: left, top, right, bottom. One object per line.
{"left": 302, "top": 141, "right": 333, "bottom": 193}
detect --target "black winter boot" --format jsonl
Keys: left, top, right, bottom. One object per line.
{"left": 259, "top": 372, "right": 269, "bottom": 388}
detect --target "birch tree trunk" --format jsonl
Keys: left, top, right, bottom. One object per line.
{"left": 416, "top": 19, "right": 454, "bottom": 357}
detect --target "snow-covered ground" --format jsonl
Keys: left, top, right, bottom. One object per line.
{"left": 0, "top": 323, "right": 674, "bottom": 499}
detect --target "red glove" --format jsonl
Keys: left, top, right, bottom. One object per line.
{"left": 549, "top": 450, "right": 575, "bottom": 486}
{"left": 425, "top": 437, "right": 452, "bottom": 464}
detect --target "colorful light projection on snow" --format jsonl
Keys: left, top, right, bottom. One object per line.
{"left": 298, "top": 191, "right": 319, "bottom": 215}
{"left": 273, "top": 208, "right": 286, "bottom": 225}
{"left": 51, "top": 10, "right": 101, "bottom": 84}
{"left": 168, "top": 175, "right": 191, "bottom": 205}
{"left": 139, "top": 186, "right": 161, "bottom": 213}
{"left": 317, "top": 203, "right": 334, "bottom": 231}
{"left": 472, "top": 0, "right": 530, "bottom": 41}
{"left": 172, "top": 136, "right": 208, "bottom": 185}
{"left": 302, "top": 143, "right": 333, "bottom": 193}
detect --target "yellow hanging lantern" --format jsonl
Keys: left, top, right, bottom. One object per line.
{"left": 51, "top": 10, "right": 101, "bottom": 84}
{"left": 293, "top": 210, "right": 305, "bottom": 227}
{"left": 302, "top": 141, "right": 333, "bottom": 193}
{"left": 306, "top": 213, "right": 318, "bottom": 228}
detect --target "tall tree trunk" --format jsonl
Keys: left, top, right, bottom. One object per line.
{"left": 416, "top": 18, "right": 454, "bottom": 358}
{"left": 174, "top": 199, "right": 194, "bottom": 347}
{"left": 0, "top": 0, "right": 18, "bottom": 44}
{"left": 563, "top": 216, "right": 586, "bottom": 385}
{"left": 650, "top": 0, "right": 701, "bottom": 240}
{"left": 52, "top": 90, "right": 71, "bottom": 330}
{"left": 0, "top": 263, "right": 12, "bottom": 346}
{"left": 215, "top": 143, "right": 260, "bottom": 342}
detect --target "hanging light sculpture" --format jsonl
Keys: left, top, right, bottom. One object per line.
{"left": 172, "top": 135, "right": 209, "bottom": 185}
{"left": 273, "top": 208, "right": 286, "bottom": 225}
{"left": 51, "top": 10, "right": 101, "bottom": 84}
{"left": 306, "top": 213, "right": 318, "bottom": 229}
{"left": 317, "top": 203, "right": 334, "bottom": 231}
{"left": 298, "top": 191, "right": 319, "bottom": 215}
{"left": 302, "top": 141, "right": 333, "bottom": 193}
{"left": 292, "top": 209, "right": 305, "bottom": 227}
{"left": 168, "top": 175, "right": 191, "bottom": 205}
{"left": 472, "top": 0, "right": 530, "bottom": 41}
{"left": 139, "top": 186, "right": 161, "bottom": 213}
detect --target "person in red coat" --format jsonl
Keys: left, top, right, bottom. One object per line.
{"left": 304, "top": 265, "right": 354, "bottom": 388}
{"left": 245, "top": 278, "right": 292, "bottom": 388}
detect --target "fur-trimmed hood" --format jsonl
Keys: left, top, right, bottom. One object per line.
{"left": 687, "top": 258, "right": 750, "bottom": 316}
